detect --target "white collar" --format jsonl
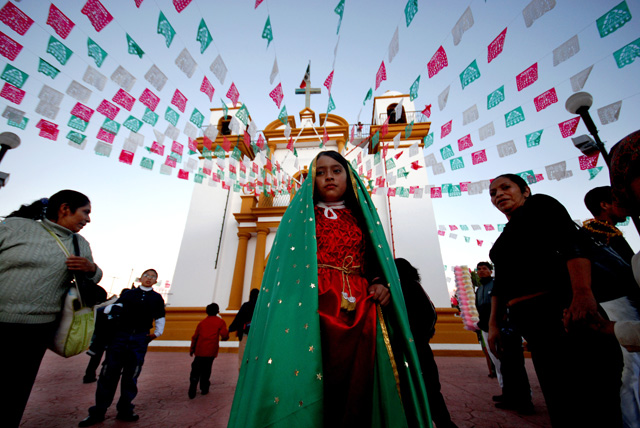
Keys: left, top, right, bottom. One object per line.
{"left": 316, "top": 201, "right": 345, "bottom": 219}
{"left": 140, "top": 285, "right": 153, "bottom": 291}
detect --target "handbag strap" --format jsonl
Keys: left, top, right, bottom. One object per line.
{"left": 39, "top": 222, "right": 85, "bottom": 306}
{"left": 575, "top": 223, "right": 630, "bottom": 268}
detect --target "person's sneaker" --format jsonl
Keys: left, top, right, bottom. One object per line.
{"left": 188, "top": 383, "right": 197, "bottom": 399}
{"left": 116, "top": 412, "right": 139, "bottom": 422}
{"left": 492, "top": 394, "right": 505, "bottom": 402}
{"left": 82, "top": 376, "right": 97, "bottom": 384}
{"left": 201, "top": 388, "right": 209, "bottom": 396}
{"left": 78, "top": 414, "right": 105, "bottom": 427}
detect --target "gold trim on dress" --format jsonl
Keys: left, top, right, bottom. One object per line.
{"left": 377, "top": 304, "right": 402, "bottom": 398}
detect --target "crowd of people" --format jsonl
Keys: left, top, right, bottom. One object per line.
{"left": 2, "top": 130, "right": 640, "bottom": 427}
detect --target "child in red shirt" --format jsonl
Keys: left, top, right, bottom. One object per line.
{"left": 189, "top": 303, "right": 229, "bottom": 399}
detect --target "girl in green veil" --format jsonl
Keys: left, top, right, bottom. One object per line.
{"left": 228, "top": 151, "right": 431, "bottom": 428}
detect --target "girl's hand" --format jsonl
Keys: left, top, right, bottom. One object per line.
{"left": 66, "top": 256, "right": 97, "bottom": 273}
{"left": 368, "top": 283, "right": 390, "bottom": 306}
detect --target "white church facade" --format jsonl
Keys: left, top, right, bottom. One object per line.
{"left": 152, "top": 91, "right": 480, "bottom": 355}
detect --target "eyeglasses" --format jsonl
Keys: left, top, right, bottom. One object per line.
{"left": 142, "top": 274, "right": 157, "bottom": 279}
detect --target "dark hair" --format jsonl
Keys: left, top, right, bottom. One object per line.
{"left": 492, "top": 174, "right": 530, "bottom": 195}
{"left": 142, "top": 269, "right": 158, "bottom": 278}
{"left": 394, "top": 258, "right": 420, "bottom": 284}
{"left": 313, "top": 151, "right": 358, "bottom": 210}
{"left": 206, "top": 303, "right": 220, "bottom": 316}
{"left": 249, "top": 288, "right": 259, "bottom": 303}
{"left": 6, "top": 190, "right": 90, "bottom": 221}
{"left": 584, "top": 186, "right": 612, "bottom": 217}
{"left": 477, "top": 261, "right": 493, "bottom": 271}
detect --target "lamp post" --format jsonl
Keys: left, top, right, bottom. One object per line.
{"left": 0, "top": 132, "right": 21, "bottom": 189}
{"left": 565, "top": 92, "right": 610, "bottom": 167}
{"left": 566, "top": 93, "right": 640, "bottom": 235}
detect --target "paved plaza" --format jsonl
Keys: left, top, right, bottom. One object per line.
{"left": 21, "top": 351, "right": 551, "bottom": 427}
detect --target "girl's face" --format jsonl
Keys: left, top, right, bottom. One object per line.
{"left": 315, "top": 155, "right": 348, "bottom": 203}
{"left": 489, "top": 177, "right": 530, "bottom": 219}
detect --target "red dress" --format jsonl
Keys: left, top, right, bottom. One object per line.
{"left": 315, "top": 205, "right": 376, "bottom": 426}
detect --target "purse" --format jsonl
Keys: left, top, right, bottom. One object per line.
{"left": 576, "top": 225, "right": 638, "bottom": 304}
{"left": 72, "top": 234, "right": 107, "bottom": 307}
{"left": 41, "top": 223, "right": 96, "bottom": 357}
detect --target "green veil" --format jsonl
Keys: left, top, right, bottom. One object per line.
{"left": 228, "top": 153, "right": 432, "bottom": 427}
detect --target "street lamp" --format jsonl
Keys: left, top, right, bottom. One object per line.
{"left": 0, "top": 132, "right": 21, "bottom": 189}
{"left": 565, "top": 92, "right": 610, "bottom": 167}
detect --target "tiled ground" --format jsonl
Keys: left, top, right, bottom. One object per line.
{"left": 21, "top": 351, "right": 551, "bottom": 427}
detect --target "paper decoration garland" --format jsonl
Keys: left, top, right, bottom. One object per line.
{"left": 0, "top": 2, "right": 34, "bottom": 35}
{"left": 82, "top": 0, "right": 113, "bottom": 32}
{"left": 47, "top": 4, "right": 75, "bottom": 39}
{"left": 157, "top": 12, "right": 175, "bottom": 48}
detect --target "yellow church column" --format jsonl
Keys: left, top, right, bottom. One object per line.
{"left": 250, "top": 226, "right": 270, "bottom": 290}
{"left": 227, "top": 232, "right": 252, "bottom": 310}
{"left": 268, "top": 142, "right": 277, "bottom": 159}
{"left": 337, "top": 139, "right": 345, "bottom": 154}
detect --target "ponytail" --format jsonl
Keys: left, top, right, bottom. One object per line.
{"left": 6, "top": 198, "right": 47, "bottom": 220}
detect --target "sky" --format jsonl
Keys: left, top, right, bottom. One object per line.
{"left": 1, "top": 0, "right": 639, "bottom": 297}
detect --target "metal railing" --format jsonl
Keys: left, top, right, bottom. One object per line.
{"left": 257, "top": 193, "right": 292, "bottom": 208}
{"left": 377, "top": 111, "right": 429, "bottom": 125}
{"left": 348, "top": 111, "right": 429, "bottom": 141}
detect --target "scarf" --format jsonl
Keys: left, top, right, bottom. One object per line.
{"left": 228, "top": 154, "right": 431, "bottom": 428}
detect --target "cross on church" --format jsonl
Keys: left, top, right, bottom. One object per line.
{"left": 294, "top": 62, "right": 321, "bottom": 109}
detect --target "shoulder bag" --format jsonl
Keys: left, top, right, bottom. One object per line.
{"left": 41, "top": 223, "right": 96, "bottom": 358}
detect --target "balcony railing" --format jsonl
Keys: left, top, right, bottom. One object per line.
{"left": 348, "top": 111, "right": 429, "bottom": 140}
{"left": 257, "top": 194, "right": 292, "bottom": 208}
{"left": 377, "top": 111, "right": 429, "bottom": 125}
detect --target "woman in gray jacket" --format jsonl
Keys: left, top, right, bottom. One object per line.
{"left": 0, "top": 190, "right": 102, "bottom": 428}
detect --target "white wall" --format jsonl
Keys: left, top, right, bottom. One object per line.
{"left": 170, "top": 183, "right": 228, "bottom": 306}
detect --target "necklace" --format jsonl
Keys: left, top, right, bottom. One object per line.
{"left": 583, "top": 219, "right": 623, "bottom": 244}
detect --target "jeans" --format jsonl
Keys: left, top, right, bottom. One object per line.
{"left": 89, "top": 331, "right": 148, "bottom": 417}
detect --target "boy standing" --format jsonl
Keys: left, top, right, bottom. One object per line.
{"left": 79, "top": 269, "right": 165, "bottom": 426}
{"left": 189, "top": 303, "right": 229, "bottom": 399}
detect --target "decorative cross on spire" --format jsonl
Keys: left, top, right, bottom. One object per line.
{"left": 294, "top": 61, "right": 321, "bottom": 109}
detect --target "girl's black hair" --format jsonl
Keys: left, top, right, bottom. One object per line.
{"left": 6, "top": 190, "right": 90, "bottom": 221}
{"left": 492, "top": 174, "right": 530, "bottom": 195}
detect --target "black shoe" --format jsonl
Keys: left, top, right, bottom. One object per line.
{"left": 116, "top": 412, "right": 139, "bottom": 422}
{"left": 201, "top": 388, "right": 209, "bottom": 395}
{"left": 82, "top": 376, "right": 97, "bottom": 384}
{"left": 492, "top": 394, "right": 505, "bottom": 402}
{"left": 78, "top": 414, "right": 105, "bottom": 427}
{"left": 188, "top": 383, "right": 197, "bottom": 399}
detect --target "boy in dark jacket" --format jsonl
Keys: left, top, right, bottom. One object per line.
{"left": 189, "top": 303, "right": 229, "bottom": 399}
